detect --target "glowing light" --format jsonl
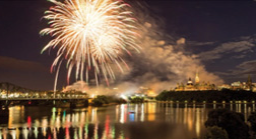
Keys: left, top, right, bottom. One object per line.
{"left": 120, "top": 104, "right": 127, "bottom": 123}
{"left": 104, "top": 115, "right": 110, "bottom": 137}
{"left": 0, "top": 128, "right": 2, "bottom": 139}
{"left": 41, "top": 0, "right": 139, "bottom": 90}
{"left": 120, "top": 94, "right": 126, "bottom": 99}
{"left": 140, "top": 104, "right": 144, "bottom": 122}
{"left": 65, "top": 126, "right": 70, "bottom": 139}
{"left": 129, "top": 113, "right": 135, "bottom": 122}
{"left": 27, "top": 116, "right": 32, "bottom": 128}
{"left": 91, "top": 94, "right": 95, "bottom": 98}
{"left": 42, "top": 118, "right": 48, "bottom": 136}
{"left": 147, "top": 103, "right": 156, "bottom": 121}
{"left": 147, "top": 90, "right": 156, "bottom": 97}
{"left": 196, "top": 108, "right": 200, "bottom": 137}
{"left": 94, "top": 123, "right": 99, "bottom": 139}
{"left": 91, "top": 108, "right": 98, "bottom": 122}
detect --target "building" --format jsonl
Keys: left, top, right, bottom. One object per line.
{"left": 230, "top": 75, "right": 254, "bottom": 91}
{"left": 231, "top": 81, "right": 242, "bottom": 90}
{"left": 218, "top": 84, "right": 231, "bottom": 90}
{"left": 175, "top": 71, "right": 216, "bottom": 91}
{"left": 247, "top": 75, "right": 253, "bottom": 91}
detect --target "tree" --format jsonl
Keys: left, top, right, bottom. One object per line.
{"left": 248, "top": 112, "right": 256, "bottom": 138}
{"left": 92, "top": 95, "right": 109, "bottom": 106}
{"left": 204, "top": 126, "right": 228, "bottom": 139}
{"left": 248, "top": 112, "right": 256, "bottom": 132}
{"left": 205, "top": 109, "right": 249, "bottom": 139}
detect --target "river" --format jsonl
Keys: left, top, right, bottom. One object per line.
{"left": 0, "top": 102, "right": 254, "bottom": 139}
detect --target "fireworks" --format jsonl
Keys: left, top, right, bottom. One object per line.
{"left": 40, "top": 0, "right": 139, "bottom": 89}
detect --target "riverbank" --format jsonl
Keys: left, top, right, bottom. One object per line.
{"left": 156, "top": 89, "right": 256, "bottom": 102}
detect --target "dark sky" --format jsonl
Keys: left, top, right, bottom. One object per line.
{"left": 1, "top": 0, "right": 256, "bottom": 90}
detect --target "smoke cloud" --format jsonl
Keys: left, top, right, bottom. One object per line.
{"left": 64, "top": 2, "right": 224, "bottom": 95}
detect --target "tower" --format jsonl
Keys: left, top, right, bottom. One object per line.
{"left": 247, "top": 74, "right": 252, "bottom": 91}
{"left": 247, "top": 74, "right": 252, "bottom": 84}
{"left": 195, "top": 70, "right": 200, "bottom": 84}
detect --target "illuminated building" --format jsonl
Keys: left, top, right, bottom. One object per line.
{"left": 185, "top": 78, "right": 195, "bottom": 91}
{"left": 175, "top": 72, "right": 216, "bottom": 91}
{"left": 231, "top": 81, "right": 242, "bottom": 90}
{"left": 247, "top": 75, "right": 253, "bottom": 91}
{"left": 230, "top": 75, "right": 254, "bottom": 91}
{"left": 218, "top": 84, "right": 231, "bottom": 90}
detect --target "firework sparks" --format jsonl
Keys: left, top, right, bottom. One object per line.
{"left": 40, "top": 0, "right": 139, "bottom": 90}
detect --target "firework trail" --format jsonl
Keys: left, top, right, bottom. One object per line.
{"left": 40, "top": 0, "right": 140, "bottom": 91}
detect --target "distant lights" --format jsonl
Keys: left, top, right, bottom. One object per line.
{"left": 90, "top": 94, "right": 95, "bottom": 98}
{"left": 120, "top": 95, "right": 126, "bottom": 99}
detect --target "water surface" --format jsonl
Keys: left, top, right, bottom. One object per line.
{"left": 0, "top": 102, "right": 254, "bottom": 139}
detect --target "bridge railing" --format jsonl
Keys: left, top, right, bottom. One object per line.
{"left": 0, "top": 96, "right": 89, "bottom": 100}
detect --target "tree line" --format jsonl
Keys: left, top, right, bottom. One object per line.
{"left": 156, "top": 89, "right": 256, "bottom": 102}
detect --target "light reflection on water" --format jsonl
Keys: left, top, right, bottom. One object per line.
{"left": 0, "top": 103, "right": 254, "bottom": 139}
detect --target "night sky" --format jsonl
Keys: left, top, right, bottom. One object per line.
{"left": 1, "top": 0, "right": 256, "bottom": 90}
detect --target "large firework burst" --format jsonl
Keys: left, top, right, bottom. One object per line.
{"left": 40, "top": 0, "right": 139, "bottom": 89}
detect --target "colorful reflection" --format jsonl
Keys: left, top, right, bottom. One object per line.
{"left": 0, "top": 102, "right": 253, "bottom": 139}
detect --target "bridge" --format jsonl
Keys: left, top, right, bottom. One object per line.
{"left": 0, "top": 97, "right": 89, "bottom": 101}
{"left": 0, "top": 82, "right": 91, "bottom": 108}
{"left": 0, "top": 97, "right": 91, "bottom": 108}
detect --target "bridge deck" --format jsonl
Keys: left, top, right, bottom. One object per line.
{"left": 0, "top": 98, "right": 90, "bottom": 101}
